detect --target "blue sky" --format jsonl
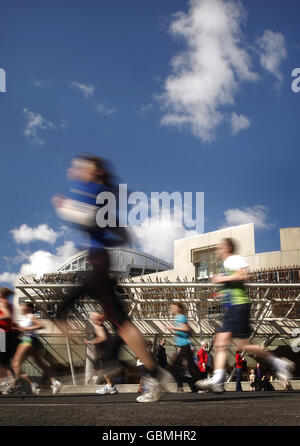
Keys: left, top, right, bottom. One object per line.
{"left": 0, "top": 0, "right": 300, "bottom": 283}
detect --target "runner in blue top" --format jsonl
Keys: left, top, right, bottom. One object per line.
{"left": 167, "top": 302, "right": 201, "bottom": 392}
{"left": 173, "top": 312, "right": 190, "bottom": 347}
{"left": 53, "top": 154, "right": 172, "bottom": 402}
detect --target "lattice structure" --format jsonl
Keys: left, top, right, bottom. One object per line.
{"left": 248, "top": 265, "right": 300, "bottom": 283}
{"left": 16, "top": 278, "right": 300, "bottom": 339}
{"left": 15, "top": 276, "right": 300, "bottom": 384}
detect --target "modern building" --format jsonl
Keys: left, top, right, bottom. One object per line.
{"left": 132, "top": 223, "right": 300, "bottom": 282}
{"left": 13, "top": 224, "right": 300, "bottom": 384}
{"left": 57, "top": 247, "right": 171, "bottom": 279}
{"left": 12, "top": 247, "right": 171, "bottom": 384}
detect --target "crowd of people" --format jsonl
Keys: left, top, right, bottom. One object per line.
{"left": 0, "top": 154, "right": 296, "bottom": 401}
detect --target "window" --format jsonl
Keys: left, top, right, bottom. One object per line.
{"left": 77, "top": 257, "right": 85, "bottom": 270}
{"left": 71, "top": 260, "right": 78, "bottom": 270}
{"left": 129, "top": 267, "right": 143, "bottom": 277}
{"left": 196, "top": 261, "right": 209, "bottom": 280}
{"left": 192, "top": 247, "right": 222, "bottom": 281}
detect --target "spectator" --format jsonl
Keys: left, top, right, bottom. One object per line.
{"left": 176, "top": 359, "right": 196, "bottom": 393}
{"left": 261, "top": 372, "right": 274, "bottom": 391}
{"left": 249, "top": 369, "right": 255, "bottom": 392}
{"left": 254, "top": 362, "right": 264, "bottom": 391}
{"left": 284, "top": 380, "right": 292, "bottom": 391}
{"left": 197, "top": 341, "right": 209, "bottom": 380}
{"left": 156, "top": 339, "right": 168, "bottom": 369}
{"left": 235, "top": 349, "right": 244, "bottom": 392}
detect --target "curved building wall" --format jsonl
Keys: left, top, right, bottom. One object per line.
{"left": 58, "top": 247, "right": 171, "bottom": 279}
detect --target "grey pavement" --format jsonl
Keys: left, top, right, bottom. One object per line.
{"left": 0, "top": 391, "right": 300, "bottom": 426}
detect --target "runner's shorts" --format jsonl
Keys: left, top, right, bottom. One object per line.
{"left": 20, "top": 335, "right": 43, "bottom": 349}
{"left": 219, "top": 303, "right": 251, "bottom": 339}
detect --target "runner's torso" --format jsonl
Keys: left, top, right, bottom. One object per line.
{"left": 221, "top": 255, "right": 250, "bottom": 307}
{"left": 174, "top": 314, "right": 190, "bottom": 347}
{"left": 0, "top": 301, "right": 13, "bottom": 332}
{"left": 19, "top": 314, "right": 37, "bottom": 337}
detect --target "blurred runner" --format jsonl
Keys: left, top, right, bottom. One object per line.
{"left": 85, "top": 312, "right": 122, "bottom": 395}
{"left": 167, "top": 302, "right": 201, "bottom": 393}
{"left": 156, "top": 338, "right": 168, "bottom": 369}
{"left": 0, "top": 287, "right": 19, "bottom": 391}
{"left": 10, "top": 302, "right": 62, "bottom": 394}
{"left": 197, "top": 238, "right": 295, "bottom": 393}
{"left": 53, "top": 154, "right": 173, "bottom": 402}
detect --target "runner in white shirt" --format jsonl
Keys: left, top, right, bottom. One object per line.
{"left": 197, "top": 238, "right": 295, "bottom": 393}
{"left": 10, "top": 302, "right": 62, "bottom": 394}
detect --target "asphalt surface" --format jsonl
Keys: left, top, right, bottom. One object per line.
{"left": 0, "top": 391, "right": 300, "bottom": 426}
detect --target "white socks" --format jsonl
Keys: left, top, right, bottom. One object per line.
{"left": 212, "top": 369, "right": 226, "bottom": 384}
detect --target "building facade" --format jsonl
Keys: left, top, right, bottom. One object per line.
{"left": 12, "top": 224, "right": 300, "bottom": 384}
{"left": 133, "top": 224, "right": 300, "bottom": 282}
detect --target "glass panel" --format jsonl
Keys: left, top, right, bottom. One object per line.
{"left": 196, "top": 261, "right": 208, "bottom": 279}
{"left": 77, "top": 257, "right": 84, "bottom": 270}
{"left": 71, "top": 260, "right": 78, "bottom": 270}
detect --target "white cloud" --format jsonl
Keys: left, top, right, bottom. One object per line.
{"left": 23, "top": 108, "right": 56, "bottom": 146}
{"left": 32, "top": 79, "right": 55, "bottom": 88}
{"left": 3, "top": 249, "right": 31, "bottom": 265}
{"left": 96, "top": 103, "right": 116, "bottom": 116}
{"left": 0, "top": 272, "right": 17, "bottom": 285}
{"left": 19, "top": 241, "right": 77, "bottom": 276}
{"left": 256, "top": 30, "right": 287, "bottom": 83}
{"left": 231, "top": 112, "right": 251, "bottom": 135}
{"left": 139, "top": 103, "right": 154, "bottom": 114}
{"left": 129, "top": 196, "right": 199, "bottom": 263}
{"left": 130, "top": 217, "right": 197, "bottom": 264}
{"left": 158, "top": 0, "right": 258, "bottom": 142}
{"left": 223, "top": 205, "right": 271, "bottom": 229}
{"left": 70, "top": 81, "right": 95, "bottom": 99}
{"left": 11, "top": 224, "right": 60, "bottom": 245}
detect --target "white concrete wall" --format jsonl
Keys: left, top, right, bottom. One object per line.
{"left": 132, "top": 224, "right": 300, "bottom": 282}
{"left": 134, "top": 224, "right": 256, "bottom": 281}
{"left": 280, "top": 227, "right": 300, "bottom": 252}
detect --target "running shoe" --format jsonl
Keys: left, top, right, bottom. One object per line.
{"left": 156, "top": 367, "right": 174, "bottom": 392}
{"left": 196, "top": 378, "right": 224, "bottom": 393}
{"left": 51, "top": 380, "right": 62, "bottom": 394}
{"left": 136, "top": 376, "right": 163, "bottom": 403}
{"left": 95, "top": 384, "right": 118, "bottom": 395}
{"left": 274, "top": 358, "right": 295, "bottom": 382}
{"left": 2, "top": 383, "right": 23, "bottom": 395}
{"left": 136, "top": 366, "right": 174, "bottom": 403}
{"left": 31, "top": 382, "right": 40, "bottom": 395}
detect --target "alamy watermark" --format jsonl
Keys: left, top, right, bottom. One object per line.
{"left": 95, "top": 186, "right": 204, "bottom": 233}
{"left": 291, "top": 68, "right": 300, "bottom": 93}
{"left": 291, "top": 328, "right": 300, "bottom": 353}
{"left": 0, "top": 329, "right": 5, "bottom": 353}
{"left": 0, "top": 68, "right": 6, "bottom": 93}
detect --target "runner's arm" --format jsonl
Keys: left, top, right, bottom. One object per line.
{"left": 0, "top": 301, "right": 11, "bottom": 320}
{"left": 213, "top": 268, "right": 248, "bottom": 284}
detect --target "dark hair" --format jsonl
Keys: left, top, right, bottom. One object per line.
{"left": 223, "top": 237, "right": 236, "bottom": 254}
{"left": 76, "top": 153, "right": 116, "bottom": 189}
{"left": 172, "top": 302, "right": 186, "bottom": 314}
{"left": 23, "top": 302, "right": 34, "bottom": 312}
{"left": 0, "top": 287, "right": 13, "bottom": 298}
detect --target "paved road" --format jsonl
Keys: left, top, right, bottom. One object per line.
{"left": 0, "top": 391, "right": 299, "bottom": 426}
